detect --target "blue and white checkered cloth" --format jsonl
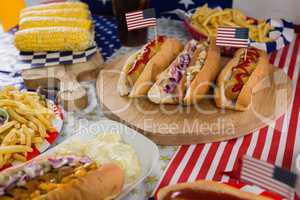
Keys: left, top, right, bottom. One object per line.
{"left": 19, "top": 46, "right": 97, "bottom": 67}
{"left": 250, "top": 19, "right": 295, "bottom": 53}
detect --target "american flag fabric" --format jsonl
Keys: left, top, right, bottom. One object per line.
{"left": 216, "top": 27, "right": 250, "bottom": 48}
{"left": 241, "top": 156, "right": 297, "bottom": 199}
{"left": 153, "top": 34, "right": 300, "bottom": 200}
{"left": 125, "top": 8, "right": 156, "bottom": 31}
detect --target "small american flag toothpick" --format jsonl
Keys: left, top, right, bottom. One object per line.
{"left": 216, "top": 27, "right": 250, "bottom": 47}
{"left": 216, "top": 27, "right": 250, "bottom": 60}
{"left": 241, "top": 156, "right": 297, "bottom": 200}
{"left": 125, "top": 8, "right": 157, "bottom": 31}
{"left": 125, "top": 8, "right": 158, "bottom": 41}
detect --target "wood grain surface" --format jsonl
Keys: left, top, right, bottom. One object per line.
{"left": 96, "top": 53, "right": 292, "bottom": 145}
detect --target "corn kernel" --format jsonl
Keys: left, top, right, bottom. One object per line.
{"left": 14, "top": 27, "right": 94, "bottom": 52}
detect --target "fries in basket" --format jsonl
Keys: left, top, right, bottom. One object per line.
{"left": 191, "top": 4, "right": 274, "bottom": 43}
{"left": 0, "top": 86, "right": 56, "bottom": 168}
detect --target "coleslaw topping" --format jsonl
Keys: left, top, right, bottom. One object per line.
{"left": 0, "top": 156, "right": 91, "bottom": 194}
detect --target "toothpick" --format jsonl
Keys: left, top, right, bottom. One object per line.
{"left": 244, "top": 38, "right": 249, "bottom": 61}
{"left": 154, "top": 25, "right": 158, "bottom": 44}
{"left": 244, "top": 47, "right": 248, "bottom": 61}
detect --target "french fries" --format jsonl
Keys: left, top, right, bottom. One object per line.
{"left": 0, "top": 86, "right": 56, "bottom": 167}
{"left": 6, "top": 108, "right": 28, "bottom": 124}
{"left": 0, "top": 121, "right": 17, "bottom": 134}
{"left": 32, "top": 137, "right": 43, "bottom": 144}
{"left": 0, "top": 145, "right": 32, "bottom": 154}
{"left": 13, "top": 153, "right": 27, "bottom": 162}
{"left": 191, "top": 4, "right": 274, "bottom": 43}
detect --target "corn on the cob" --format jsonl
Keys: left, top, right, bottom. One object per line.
{"left": 19, "top": 17, "right": 92, "bottom": 30}
{"left": 14, "top": 27, "right": 94, "bottom": 52}
{"left": 20, "top": 8, "right": 90, "bottom": 19}
{"left": 21, "top": 2, "right": 88, "bottom": 13}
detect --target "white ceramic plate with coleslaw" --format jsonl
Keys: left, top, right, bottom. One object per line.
{"left": 41, "top": 119, "right": 159, "bottom": 199}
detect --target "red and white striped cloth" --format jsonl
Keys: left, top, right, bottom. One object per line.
{"left": 153, "top": 34, "right": 300, "bottom": 199}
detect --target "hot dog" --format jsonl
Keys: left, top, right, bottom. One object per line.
{"left": 214, "top": 47, "right": 271, "bottom": 111}
{"left": 148, "top": 38, "right": 221, "bottom": 105}
{"left": 157, "top": 180, "right": 273, "bottom": 200}
{"left": 118, "top": 36, "right": 183, "bottom": 97}
{"left": 0, "top": 156, "right": 124, "bottom": 200}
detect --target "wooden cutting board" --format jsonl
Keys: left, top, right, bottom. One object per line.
{"left": 96, "top": 53, "right": 293, "bottom": 145}
{"left": 22, "top": 51, "right": 103, "bottom": 111}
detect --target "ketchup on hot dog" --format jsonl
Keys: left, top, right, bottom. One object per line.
{"left": 225, "top": 47, "right": 260, "bottom": 100}
{"left": 232, "top": 48, "right": 260, "bottom": 92}
{"left": 127, "top": 36, "right": 165, "bottom": 75}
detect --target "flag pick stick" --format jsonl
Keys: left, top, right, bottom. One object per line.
{"left": 154, "top": 24, "right": 158, "bottom": 43}
{"left": 244, "top": 38, "right": 250, "bottom": 60}
{"left": 244, "top": 47, "right": 248, "bottom": 61}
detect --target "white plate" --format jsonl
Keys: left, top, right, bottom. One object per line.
{"left": 43, "top": 119, "right": 159, "bottom": 199}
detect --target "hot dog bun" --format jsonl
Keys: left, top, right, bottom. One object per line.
{"left": 157, "top": 180, "right": 273, "bottom": 200}
{"left": 184, "top": 38, "right": 220, "bottom": 105}
{"left": 118, "top": 36, "right": 183, "bottom": 97}
{"left": 0, "top": 158, "right": 124, "bottom": 200}
{"left": 118, "top": 51, "right": 141, "bottom": 96}
{"left": 148, "top": 38, "right": 221, "bottom": 105}
{"left": 214, "top": 47, "right": 271, "bottom": 111}
{"left": 38, "top": 163, "right": 124, "bottom": 200}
